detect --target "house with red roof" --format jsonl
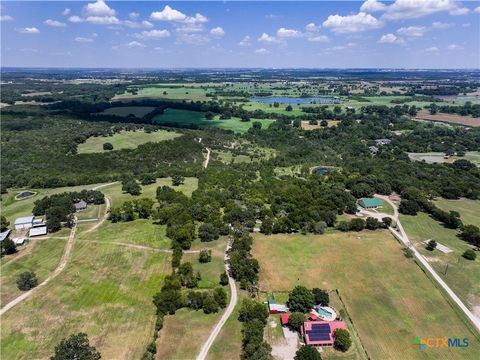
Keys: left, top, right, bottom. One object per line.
{"left": 301, "top": 320, "right": 346, "bottom": 347}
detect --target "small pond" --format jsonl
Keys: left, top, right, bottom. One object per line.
{"left": 15, "top": 191, "right": 36, "bottom": 200}
{"left": 250, "top": 96, "right": 342, "bottom": 105}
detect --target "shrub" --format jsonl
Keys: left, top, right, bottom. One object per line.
{"left": 198, "top": 249, "right": 212, "bottom": 263}
{"left": 333, "top": 328, "right": 352, "bottom": 352}
{"left": 16, "top": 271, "right": 38, "bottom": 291}
{"left": 103, "top": 142, "right": 113, "bottom": 151}
{"left": 51, "top": 333, "right": 101, "bottom": 360}
{"left": 462, "top": 249, "right": 477, "bottom": 261}
{"left": 295, "top": 345, "right": 321, "bottom": 360}
{"left": 312, "top": 288, "right": 329, "bottom": 306}
{"left": 288, "top": 312, "right": 307, "bottom": 331}
{"left": 219, "top": 271, "right": 229, "bottom": 286}
{"left": 426, "top": 239, "right": 437, "bottom": 251}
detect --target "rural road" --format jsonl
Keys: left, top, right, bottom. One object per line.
{"left": 198, "top": 137, "right": 211, "bottom": 169}
{"left": 196, "top": 238, "right": 237, "bottom": 360}
{"left": 0, "top": 182, "right": 117, "bottom": 316}
{"left": 372, "top": 195, "right": 480, "bottom": 333}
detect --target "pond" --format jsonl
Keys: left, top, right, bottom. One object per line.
{"left": 15, "top": 191, "right": 36, "bottom": 200}
{"left": 249, "top": 96, "right": 342, "bottom": 105}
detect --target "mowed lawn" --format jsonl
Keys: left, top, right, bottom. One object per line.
{"left": 434, "top": 198, "right": 480, "bottom": 227}
{"left": 77, "top": 129, "right": 181, "bottom": 154}
{"left": 252, "top": 231, "right": 480, "bottom": 360}
{"left": 1, "top": 242, "right": 170, "bottom": 360}
{"left": 0, "top": 238, "right": 66, "bottom": 307}
{"left": 153, "top": 108, "right": 274, "bottom": 134}
{"left": 401, "top": 212, "right": 480, "bottom": 315}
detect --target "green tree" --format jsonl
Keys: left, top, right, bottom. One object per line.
{"left": 0, "top": 215, "right": 9, "bottom": 231}
{"left": 333, "top": 328, "right": 352, "bottom": 352}
{"left": 171, "top": 175, "right": 185, "bottom": 186}
{"left": 320, "top": 119, "right": 328, "bottom": 127}
{"left": 202, "top": 293, "right": 219, "bottom": 314}
{"left": 426, "top": 239, "right": 437, "bottom": 251}
{"left": 462, "top": 249, "right": 476, "bottom": 261}
{"left": 214, "top": 287, "right": 228, "bottom": 308}
{"left": 285, "top": 105, "right": 293, "bottom": 111}
{"left": 1, "top": 238, "right": 17, "bottom": 256}
{"left": 17, "top": 271, "right": 38, "bottom": 290}
{"left": 287, "top": 285, "right": 315, "bottom": 313}
{"left": 198, "top": 223, "right": 220, "bottom": 242}
{"left": 103, "top": 142, "right": 113, "bottom": 151}
{"left": 295, "top": 345, "right": 321, "bottom": 360}
{"left": 288, "top": 312, "right": 307, "bottom": 331}
{"left": 312, "top": 288, "right": 329, "bottom": 306}
{"left": 198, "top": 249, "right": 212, "bottom": 263}
{"left": 51, "top": 333, "right": 101, "bottom": 360}
{"left": 219, "top": 271, "right": 229, "bottom": 286}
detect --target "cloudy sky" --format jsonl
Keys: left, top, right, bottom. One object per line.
{"left": 1, "top": 0, "right": 479, "bottom": 68}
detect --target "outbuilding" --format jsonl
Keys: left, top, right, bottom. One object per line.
{"left": 358, "top": 198, "right": 383, "bottom": 209}
{"left": 29, "top": 226, "right": 47, "bottom": 237}
{"left": 74, "top": 200, "right": 87, "bottom": 211}
{"left": 14, "top": 216, "right": 34, "bottom": 230}
{"left": 0, "top": 229, "right": 11, "bottom": 242}
{"left": 301, "top": 320, "right": 346, "bottom": 347}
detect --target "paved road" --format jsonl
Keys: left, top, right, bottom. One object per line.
{"left": 0, "top": 182, "right": 117, "bottom": 316}
{"left": 196, "top": 239, "right": 237, "bottom": 360}
{"left": 374, "top": 195, "right": 480, "bottom": 333}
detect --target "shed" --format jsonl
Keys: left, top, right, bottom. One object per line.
{"left": 280, "top": 313, "right": 290, "bottom": 326}
{"left": 29, "top": 226, "right": 47, "bottom": 237}
{"left": 268, "top": 300, "right": 288, "bottom": 314}
{"left": 0, "top": 229, "right": 11, "bottom": 241}
{"left": 358, "top": 198, "right": 383, "bottom": 209}
{"left": 14, "top": 216, "right": 34, "bottom": 230}
{"left": 74, "top": 200, "right": 87, "bottom": 211}
{"left": 14, "top": 238, "right": 26, "bottom": 246}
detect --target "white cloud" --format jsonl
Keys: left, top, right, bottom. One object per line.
{"left": 382, "top": 0, "right": 458, "bottom": 20}
{"left": 258, "top": 32, "right": 282, "bottom": 44}
{"left": 324, "top": 42, "right": 356, "bottom": 52}
{"left": 277, "top": 27, "right": 303, "bottom": 38}
{"left": 305, "top": 23, "right": 321, "bottom": 32}
{"left": 133, "top": 29, "right": 171, "bottom": 40}
{"left": 255, "top": 48, "right": 270, "bottom": 54}
{"left": 360, "top": 0, "right": 387, "bottom": 13}
{"left": 175, "top": 23, "right": 205, "bottom": 33}
{"left": 125, "top": 41, "right": 146, "bottom": 48}
{"left": 431, "top": 21, "right": 454, "bottom": 29}
{"left": 184, "top": 13, "right": 208, "bottom": 24}
{"left": 84, "top": 0, "right": 116, "bottom": 17}
{"left": 176, "top": 33, "right": 210, "bottom": 45}
{"left": 68, "top": 16, "right": 83, "bottom": 23}
{"left": 238, "top": 36, "right": 251, "bottom": 47}
{"left": 449, "top": 7, "right": 469, "bottom": 15}
{"left": 16, "top": 27, "right": 40, "bottom": 34}
{"left": 85, "top": 15, "right": 120, "bottom": 25}
{"left": 75, "top": 37, "right": 94, "bottom": 43}
{"left": 0, "top": 15, "right": 13, "bottom": 22}
{"left": 447, "top": 44, "right": 463, "bottom": 50}
{"left": 44, "top": 19, "right": 66, "bottom": 27}
{"left": 397, "top": 26, "right": 427, "bottom": 37}
{"left": 475, "top": 6, "right": 480, "bottom": 14}
{"left": 210, "top": 27, "right": 225, "bottom": 38}
{"left": 129, "top": 12, "right": 139, "bottom": 20}
{"left": 379, "top": 33, "right": 404, "bottom": 43}
{"left": 323, "top": 12, "right": 382, "bottom": 34}
{"left": 307, "top": 35, "right": 329, "bottom": 42}
{"left": 123, "top": 20, "right": 153, "bottom": 29}
{"left": 425, "top": 46, "right": 439, "bottom": 52}
{"left": 150, "top": 5, "right": 186, "bottom": 22}
{"left": 62, "top": 8, "right": 71, "bottom": 16}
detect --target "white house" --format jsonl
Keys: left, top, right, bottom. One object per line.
{"left": 29, "top": 226, "right": 47, "bottom": 237}
{"left": 14, "top": 216, "right": 34, "bottom": 230}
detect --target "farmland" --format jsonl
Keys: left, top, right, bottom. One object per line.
{"left": 252, "top": 231, "right": 480, "bottom": 359}
{"left": 98, "top": 106, "right": 155, "bottom": 118}
{"left": 77, "top": 129, "right": 182, "bottom": 154}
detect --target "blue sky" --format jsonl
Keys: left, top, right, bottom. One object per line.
{"left": 1, "top": 1, "right": 479, "bottom": 68}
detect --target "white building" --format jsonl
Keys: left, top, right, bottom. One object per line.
{"left": 14, "top": 216, "right": 34, "bottom": 230}
{"left": 29, "top": 226, "right": 47, "bottom": 237}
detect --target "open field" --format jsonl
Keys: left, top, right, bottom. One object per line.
{"left": 98, "top": 106, "right": 155, "bottom": 118}
{"left": 114, "top": 85, "right": 212, "bottom": 101}
{"left": 415, "top": 110, "right": 480, "bottom": 127}
{"left": 252, "top": 231, "right": 480, "bottom": 359}
{"left": 0, "top": 242, "right": 170, "bottom": 360}
{"left": 1, "top": 183, "right": 108, "bottom": 224}
{"left": 401, "top": 212, "right": 480, "bottom": 315}
{"left": 434, "top": 198, "right": 480, "bottom": 227}
{"left": 77, "top": 129, "right": 181, "bottom": 154}
{"left": 153, "top": 108, "right": 274, "bottom": 134}
{"left": 408, "top": 151, "right": 480, "bottom": 166}
{"left": 0, "top": 238, "right": 66, "bottom": 307}
{"left": 76, "top": 204, "right": 103, "bottom": 220}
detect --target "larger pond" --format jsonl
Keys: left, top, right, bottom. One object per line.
{"left": 250, "top": 96, "right": 342, "bottom": 105}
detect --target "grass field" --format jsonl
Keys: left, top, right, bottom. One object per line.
{"left": 152, "top": 108, "right": 274, "bottom": 134}
{"left": 408, "top": 152, "right": 480, "bottom": 166}
{"left": 401, "top": 213, "right": 480, "bottom": 315}
{"left": 99, "top": 106, "right": 155, "bottom": 118}
{"left": 0, "top": 242, "right": 170, "bottom": 360}
{"left": 114, "top": 86, "right": 212, "bottom": 101}
{"left": 434, "top": 198, "right": 480, "bottom": 227}
{"left": 77, "top": 129, "right": 181, "bottom": 154}
{"left": 0, "top": 238, "right": 66, "bottom": 307}
{"left": 252, "top": 231, "right": 480, "bottom": 359}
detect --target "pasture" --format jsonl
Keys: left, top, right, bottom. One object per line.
{"left": 0, "top": 242, "right": 170, "bottom": 360}
{"left": 252, "top": 231, "right": 480, "bottom": 359}
{"left": 98, "top": 106, "right": 155, "bottom": 118}
{"left": 77, "top": 129, "right": 181, "bottom": 154}
{"left": 434, "top": 198, "right": 480, "bottom": 227}
{"left": 153, "top": 108, "right": 274, "bottom": 134}
{"left": 0, "top": 238, "right": 66, "bottom": 307}
{"left": 401, "top": 213, "right": 480, "bottom": 315}
{"left": 408, "top": 151, "right": 480, "bottom": 166}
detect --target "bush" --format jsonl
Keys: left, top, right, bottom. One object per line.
{"left": 288, "top": 312, "right": 307, "bottom": 331}
{"left": 404, "top": 248, "right": 414, "bottom": 258}
{"left": 219, "top": 271, "right": 229, "bottom": 286}
{"left": 333, "top": 328, "right": 352, "bottom": 352}
{"left": 16, "top": 271, "right": 38, "bottom": 291}
{"left": 103, "top": 142, "right": 113, "bottom": 151}
{"left": 312, "top": 288, "right": 329, "bottom": 306}
{"left": 1, "top": 238, "right": 17, "bottom": 256}
{"left": 198, "top": 223, "right": 220, "bottom": 242}
{"left": 399, "top": 199, "right": 420, "bottom": 215}
{"left": 172, "top": 175, "right": 185, "bottom": 186}
{"left": 426, "top": 239, "right": 437, "bottom": 251}
{"left": 198, "top": 249, "right": 212, "bottom": 263}
{"left": 295, "top": 345, "right": 321, "bottom": 360}
{"left": 349, "top": 218, "right": 365, "bottom": 231}
{"left": 202, "top": 293, "right": 219, "bottom": 314}
{"left": 462, "top": 249, "right": 477, "bottom": 261}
